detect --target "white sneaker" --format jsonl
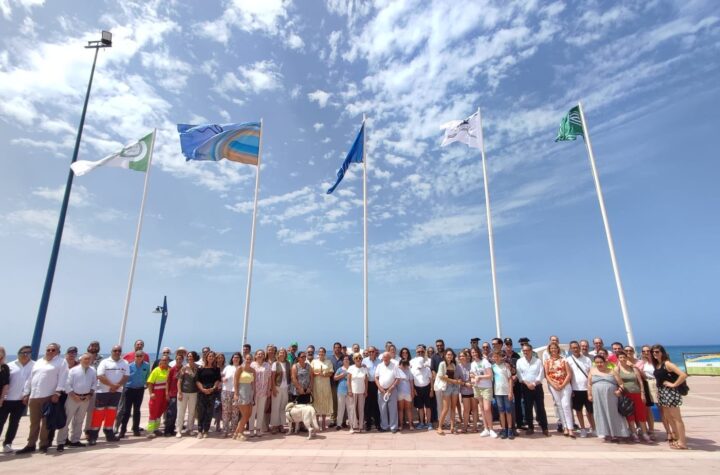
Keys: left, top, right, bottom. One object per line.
{"left": 479, "top": 429, "right": 490, "bottom": 437}
{"left": 580, "top": 429, "right": 588, "bottom": 438}
{"left": 175, "top": 432, "right": 182, "bottom": 439}
{"left": 3, "top": 444, "right": 13, "bottom": 453}
{"left": 489, "top": 430, "right": 498, "bottom": 439}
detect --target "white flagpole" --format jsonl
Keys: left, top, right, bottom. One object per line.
{"left": 118, "top": 129, "right": 157, "bottom": 347}
{"left": 477, "top": 108, "right": 502, "bottom": 338}
{"left": 362, "top": 114, "right": 369, "bottom": 349}
{"left": 242, "top": 119, "right": 264, "bottom": 346}
{"left": 577, "top": 102, "right": 635, "bottom": 348}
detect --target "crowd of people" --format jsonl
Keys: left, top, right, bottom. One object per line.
{"left": 0, "top": 335, "right": 690, "bottom": 456}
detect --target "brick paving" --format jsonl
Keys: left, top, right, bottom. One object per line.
{"left": 1, "top": 377, "right": 718, "bottom": 474}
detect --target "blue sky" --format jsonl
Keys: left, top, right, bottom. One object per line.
{"left": 1, "top": 0, "right": 719, "bottom": 354}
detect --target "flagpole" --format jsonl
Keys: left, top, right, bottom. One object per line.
{"left": 118, "top": 129, "right": 156, "bottom": 347}
{"left": 362, "top": 114, "right": 369, "bottom": 349}
{"left": 242, "top": 119, "right": 263, "bottom": 346}
{"left": 477, "top": 108, "right": 502, "bottom": 338}
{"left": 577, "top": 102, "right": 635, "bottom": 348}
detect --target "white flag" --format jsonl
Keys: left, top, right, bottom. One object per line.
{"left": 440, "top": 111, "right": 483, "bottom": 149}
{"left": 71, "top": 131, "right": 154, "bottom": 176}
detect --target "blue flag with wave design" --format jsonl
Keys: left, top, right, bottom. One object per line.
{"left": 177, "top": 122, "right": 261, "bottom": 165}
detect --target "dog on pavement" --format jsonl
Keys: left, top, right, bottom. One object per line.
{"left": 285, "top": 402, "right": 320, "bottom": 439}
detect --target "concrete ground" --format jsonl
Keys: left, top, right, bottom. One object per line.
{"left": 1, "top": 377, "right": 718, "bottom": 474}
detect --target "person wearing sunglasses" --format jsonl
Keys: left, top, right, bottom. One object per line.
{"left": 362, "top": 347, "right": 382, "bottom": 431}
{"left": 56, "top": 353, "right": 96, "bottom": 452}
{"left": 651, "top": 344, "right": 688, "bottom": 449}
{"left": 1, "top": 345, "right": 34, "bottom": 453}
{"left": 16, "top": 343, "right": 68, "bottom": 454}
{"left": 88, "top": 345, "right": 129, "bottom": 445}
{"left": 638, "top": 345, "right": 660, "bottom": 438}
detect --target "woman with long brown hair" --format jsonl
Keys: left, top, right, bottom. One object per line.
{"left": 232, "top": 353, "right": 256, "bottom": 441}
{"left": 651, "top": 344, "right": 688, "bottom": 449}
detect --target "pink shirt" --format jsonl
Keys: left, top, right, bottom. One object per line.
{"left": 251, "top": 361, "right": 271, "bottom": 396}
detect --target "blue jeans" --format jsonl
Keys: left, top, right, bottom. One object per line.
{"left": 495, "top": 395, "right": 513, "bottom": 413}
{"left": 378, "top": 389, "right": 398, "bottom": 431}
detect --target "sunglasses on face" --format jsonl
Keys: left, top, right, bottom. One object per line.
{"left": 46, "top": 348, "right": 58, "bottom": 353}
{"left": 19, "top": 351, "right": 31, "bottom": 355}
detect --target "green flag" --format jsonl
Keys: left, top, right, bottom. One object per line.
{"left": 70, "top": 131, "right": 154, "bottom": 176}
{"left": 555, "top": 106, "right": 584, "bottom": 142}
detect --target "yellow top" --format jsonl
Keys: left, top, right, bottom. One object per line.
{"left": 238, "top": 370, "right": 254, "bottom": 384}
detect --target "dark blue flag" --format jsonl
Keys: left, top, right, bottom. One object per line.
{"left": 327, "top": 122, "right": 364, "bottom": 194}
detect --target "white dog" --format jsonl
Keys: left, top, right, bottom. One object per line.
{"left": 285, "top": 402, "right": 320, "bottom": 439}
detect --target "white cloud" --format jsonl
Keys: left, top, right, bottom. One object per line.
{"left": 3, "top": 208, "right": 126, "bottom": 255}
{"left": 286, "top": 32, "right": 304, "bottom": 49}
{"left": 327, "top": 30, "right": 342, "bottom": 63}
{"left": 313, "top": 122, "right": 324, "bottom": 131}
{"left": 307, "top": 89, "right": 331, "bottom": 108}
{"left": 197, "top": 0, "right": 303, "bottom": 49}
{"left": 216, "top": 60, "right": 283, "bottom": 95}
{"left": 32, "top": 184, "right": 94, "bottom": 207}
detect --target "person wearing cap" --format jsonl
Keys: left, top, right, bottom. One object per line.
{"left": 56, "top": 353, "right": 96, "bottom": 452}
{"left": 470, "top": 337, "right": 480, "bottom": 354}
{"left": 65, "top": 347, "right": 79, "bottom": 370}
{"left": 117, "top": 350, "right": 150, "bottom": 438}
{"left": 123, "top": 340, "right": 150, "bottom": 364}
{"left": 503, "top": 338, "right": 523, "bottom": 431}
{"left": 287, "top": 343, "right": 298, "bottom": 364}
{"left": 88, "top": 345, "right": 129, "bottom": 444}
{"left": 82, "top": 340, "right": 102, "bottom": 439}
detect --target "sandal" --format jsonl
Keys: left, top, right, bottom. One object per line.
{"left": 437, "top": 429, "right": 445, "bottom": 436}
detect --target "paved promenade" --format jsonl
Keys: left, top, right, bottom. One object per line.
{"left": 1, "top": 377, "right": 719, "bottom": 474}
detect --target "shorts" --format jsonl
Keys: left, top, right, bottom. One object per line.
{"left": 95, "top": 391, "right": 122, "bottom": 408}
{"left": 572, "top": 390, "right": 593, "bottom": 413}
{"left": 414, "top": 385, "right": 432, "bottom": 409}
{"left": 473, "top": 387, "right": 493, "bottom": 401}
{"left": 658, "top": 386, "right": 682, "bottom": 407}
{"left": 398, "top": 393, "right": 412, "bottom": 402}
{"left": 444, "top": 385, "right": 459, "bottom": 397}
{"left": 495, "top": 395, "right": 513, "bottom": 414}
{"left": 461, "top": 393, "right": 473, "bottom": 399}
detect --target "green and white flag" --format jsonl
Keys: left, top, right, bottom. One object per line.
{"left": 71, "top": 131, "right": 155, "bottom": 176}
{"left": 555, "top": 106, "right": 584, "bottom": 142}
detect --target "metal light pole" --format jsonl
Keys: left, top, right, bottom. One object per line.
{"left": 153, "top": 296, "right": 168, "bottom": 360}
{"left": 30, "top": 31, "right": 112, "bottom": 359}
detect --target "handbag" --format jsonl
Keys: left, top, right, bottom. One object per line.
{"left": 617, "top": 390, "right": 635, "bottom": 417}
{"left": 677, "top": 381, "right": 689, "bottom": 396}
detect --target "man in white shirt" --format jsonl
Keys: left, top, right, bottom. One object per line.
{"left": 16, "top": 343, "right": 67, "bottom": 455}
{"left": 56, "top": 353, "right": 96, "bottom": 451}
{"left": 1, "top": 345, "right": 34, "bottom": 453}
{"left": 409, "top": 345, "right": 433, "bottom": 430}
{"left": 516, "top": 344, "right": 549, "bottom": 436}
{"left": 588, "top": 337, "right": 604, "bottom": 357}
{"left": 361, "top": 347, "right": 381, "bottom": 431}
{"left": 88, "top": 345, "right": 129, "bottom": 444}
{"left": 375, "top": 352, "right": 400, "bottom": 433}
{"left": 566, "top": 341, "right": 595, "bottom": 437}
